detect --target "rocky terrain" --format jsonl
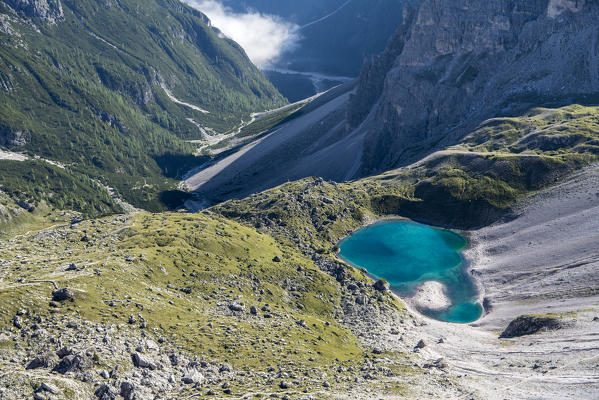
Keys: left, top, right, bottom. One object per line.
{"left": 0, "top": 210, "right": 477, "bottom": 399}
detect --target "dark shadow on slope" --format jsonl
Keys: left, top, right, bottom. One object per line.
{"left": 187, "top": 82, "right": 359, "bottom": 206}
{"left": 153, "top": 153, "right": 211, "bottom": 179}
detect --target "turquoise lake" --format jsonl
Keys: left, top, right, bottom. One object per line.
{"left": 339, "top": 220, "right": 482, "bottom": 323}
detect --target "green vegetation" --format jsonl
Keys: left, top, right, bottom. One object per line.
{"left": 216, "top": 105, "right": 599, "bottom": 239}
{"left": 0, "top": 0, "right": 285, "bottom": 211}
{"left": 0, "top": 212, "right": 371, "bottom": 394}
{"left": 0, "top": 159, "right": 121, "bottom": 216}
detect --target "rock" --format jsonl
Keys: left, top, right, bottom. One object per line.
{"left": 228, "top": 302, "right": 244, "bottom": 312}
{"left": 12, "top": 316, "right": 22, "bottom": 329}
{"left": 131, "top": 352, "right": 156, "bottom": 369}
{"left": 33, "top": 393, "right": 44, "bottom": 400}
{"left": 500, "top": 315, "right": 564, "bottom": 338}
{"left": 94, "top": 384, "right": 117, "bottom": 400}
{"left": 38, "top": 382, "right": 59, "bottom": 394}
{"left": 56, "top": 347, "right": 72, "bottom": 358}
{"left": 279, "top": 381, "right": 291, "bottom": 389}
{"left": 347, "top": 283, "right": 359, "bottom": 291}
{"left": 355, "top": 295, "right": 367, "bottom": 305}
{"left": 373, "top": 279, "right": 390, "bottom": 292}
{"left": 250, "top": 305, "right": 258, "bottom": 315}
{"left": 120, "top": 382, "right": 135, "bottom": 400}
{"left": 219, "top": 363, "right": 231, "bottom": 373}
{"left": 145, "top": 340, "right": 159, "bottom": 351}
{"left": 296, "top": 319, "right": 308, "bottom": 328}
{"left": 272, "top": 256, "right": 281, "bottom": 262}
{"left": 181, "top": 370, "right": 204, "bottom": 384}
{"left": 372, "top": 347, "right": 383, "bottom": 354}
{"left": 425, "top": 358, "right": 448, "bottom": 369}
{"left": 0, "top": 127, "right": 30, "bottom": 146}
{"left": 415, "top": 339, "right": 426, "bottom": 349}
{"left": 52, "top": 288, "right": 74, "bottom": 302}
{"left": 26, "top": 351, "right": 59, "bottom": 370}
{"left": 66, "top": 263, "right": 78, "bottom": 271}
{"left": 323, "top": 381, "right": 331, "bottom": 388}
{"left": 66, "top": 321, "right": 79, "bottom": 329}
{"left": 53, "top": 354, "right": 90, "bottom": 374}
{"left": 128, "top": 315, "right": 136, "bottom": 324}
{"left": 180, "top": 287, "right": 192, "bottom": 294}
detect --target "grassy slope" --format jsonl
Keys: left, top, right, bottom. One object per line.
{"left": 0, "top": 0, "right": 285, "bottom": 212}
{"left": 0, "top": 211, "right": 418, "bottom": 398}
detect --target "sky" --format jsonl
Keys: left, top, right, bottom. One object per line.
{"left": 182, "top": 0, "right": 299, "bottom": 68}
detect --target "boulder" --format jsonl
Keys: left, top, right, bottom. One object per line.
{"left": 373, "top": 279, "right": 390, "bottom": 292}
{"left": 228, "top": 302, "right": 244, "bottom": 312}
{"left": 52, "top": 288, "right": 74, "bottom": 302}
{"left": 38, "top": 383, "right": 59, "bottom": 394}
{"left": 131, "top": 352, "right": 156, "bottom": 370}
{"left": 53, "top": 354, "right": 90, "bottom": 374}
{"left": 120, "top": 382, "right": 135, "bottom": 400}
{"left": 181, "top": 370, "right": 204, "bottom": 384}
{"left": 500, "top": 315, "right": 564, "bottom": 338}
{"left": 279, "top": 381, "right": 291, "bottom": 389}
{"left": 26, "top": 351, "right": 59, "bottom": 370}
{"left": 94, "top": 384, "right": 117, "bottom": 400}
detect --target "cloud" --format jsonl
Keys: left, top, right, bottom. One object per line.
{"left": 183, "top": 0, "right": 299, "bottom": 68}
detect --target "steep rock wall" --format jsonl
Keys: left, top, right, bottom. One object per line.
{"left": 351, "top": 0, "right": 598, "bottom": 174}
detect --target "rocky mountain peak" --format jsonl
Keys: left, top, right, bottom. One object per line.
{"left": 3, "top": 0, "right": 63, "bottom": 22}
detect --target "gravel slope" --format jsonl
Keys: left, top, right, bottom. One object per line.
{"left": 403, "top": 164, "right": 599, "bottom": 399}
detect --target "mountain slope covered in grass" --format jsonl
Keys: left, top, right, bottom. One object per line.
{"left": 0, "top": 0, "right": 285, "bottom": 213}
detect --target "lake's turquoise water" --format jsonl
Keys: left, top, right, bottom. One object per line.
{"left": 339, "top": 220, "right": 482, "bottom": 323}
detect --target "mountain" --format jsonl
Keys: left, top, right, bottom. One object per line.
{"left": 0, "top": 0, "right": 285, "bottom": 214}
{"left": 1, "top": 2, "right": 599, "bottom": 399}
{"left": 185, "top": 0, "right": 599, "bottom": 202}
{"left": 222, "top": 0, "right": 411, "bottom": 101}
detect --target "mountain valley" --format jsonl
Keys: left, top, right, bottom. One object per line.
{"left": 0, "top": 0, "right": 598, "bottom": 399}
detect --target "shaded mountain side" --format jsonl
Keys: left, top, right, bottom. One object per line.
{"left": 351, "top": 0, "right": 599, "bottom": 174}
{"left": 0, "top": 0, "right": 285, "bottom": 213}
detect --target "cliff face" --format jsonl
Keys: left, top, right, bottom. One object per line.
{"left": 2, "top": 0, "right": 63, "bottom": 22}
{"left": 352, "top": 0, "right": 599, "bottom": 174}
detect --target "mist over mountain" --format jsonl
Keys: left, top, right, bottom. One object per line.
{"left": 198, "top": 0, "right": 412, "bottom": 101}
